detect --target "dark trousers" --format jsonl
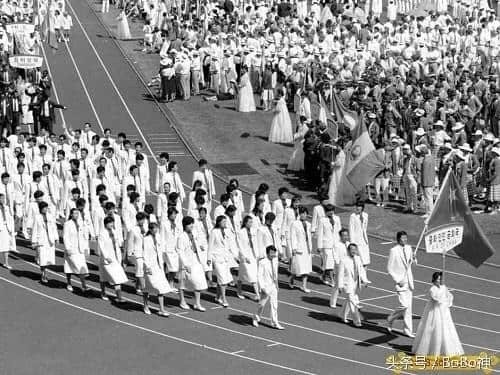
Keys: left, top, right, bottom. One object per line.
{"left": 304, "top": 153, "right": 319, "bottom": 185}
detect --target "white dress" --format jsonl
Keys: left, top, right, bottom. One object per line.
{"left": 177, "top": 232, "right": 208, "bottom": 291}
{"left": 237, "top": 73, "right": 256, "bottom": 113}
{"left": 412, "top": 285, "right": 464, "bottom": 356}
{"left": 143, "top": 235, "right": 172, "bottom": 295}
{"left": 31, "top": 214, "right": 58, "bottom": 267}
{"left": 116, "top": 11, "right": 131, "bottom": 40}
{"left": 98, "top": 229, "right": 128, "bottom": 285}
{"left": 208, "top": 228, "right": 233, "bottom": 285}
{"left": 287, "top": 123, "right": 308, "bottom": 171}
{"left": 237, "top": 228, "right": 258, "bottom": 283}
{"left": 0, "top": 208, "right": 15, "bottom": 253}
{"left": 328, "top": 149, "right": 345, "bottom": 205}
{"left": 62, "top": 220, "right": 89, "bottom": 275}
{"left": 289, "top": 220, "right": 313, "bottom": 276}
{"left": 269, "top": 97, "right": 293, "bottom": 144}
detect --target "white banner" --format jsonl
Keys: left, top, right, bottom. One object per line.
{"left": 5, "top": 23, "right": 35, "bottom": 35}
{"left": 425, "top": 225, "right": 464, "bottom": 254}
{"left": 9, "top": 55, "right": 43, "bottom": 69}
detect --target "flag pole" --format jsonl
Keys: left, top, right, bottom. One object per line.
{"left": 442, "top": 251, "right": 446, "bottom": 284}
{"left": 413, "top": 224, "right": 427, "bottom": 257}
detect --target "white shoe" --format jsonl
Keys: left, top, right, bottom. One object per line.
{"left": 2, "top": 264, "right": 12, "bottom": 270}
{"left": 272, "top": 323, "right": 285, "bottom": 330}
{"left": 254, "top": 315, "right": 261, "bottom": 323}
{"left": 143, "top": 307, "right": 151, "bottom": 315}
{"left": 180, "top": 303, "right": 190, "bottom": 310}
{"left": 252, "top": 318, "right": 259, "bottom": 327}
{"left": 404, "top": 329, "right": 415, "bottom": 338}
{"left": 236, "top": 294, "right": 245, "bottom": 300}
{"left": 101, "top": 294, "right": 109, "bottom": 301}
{"left": 194, "top": 305, "right": 206, "bottom": 312}
{"left": 66, "top": 285, "right": 73, "bottom": 292}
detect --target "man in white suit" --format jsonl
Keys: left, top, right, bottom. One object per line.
{"left": 330, "top": 228, "right": 349, "bottom": 308}
{"left": 271, "top": 187, "right": 290, "bottom": 232}
{"left": 316, "top": 204, "right": 341, "bottom": 285}
{"left": 256, "top": 212, "right": 281, "bottom": 261}
{"left": 192, "top": 159, "right": 216, "bottom": 213}
{"left": 338, "top": 243, "right": 370, "bottom": 327}
{"left": 349, "top": 202, "right": 371, "bottom": 270}
{"left": 387, "top": 231, "right": 416, "bottom": 337}
{"left": 252, "top": 245, "right": 284, "bottom": 330}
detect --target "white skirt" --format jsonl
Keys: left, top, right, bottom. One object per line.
{"left": 213, "top": 259, "right": 233, "bottom": 285}
{"left": 287, "top": 141, "right": 305, "bottom": 171}
{"left": 321, "top": 248, "right": 335, "bottom": 271}
{"left": 145, "top": 267, "right": 172, "bottom": 295}
{"left": 163, "top": 251, "right": 180, "bottom": 273}
{"left": 291, "top": 251, "right": 312, "bottom": 276}
{"left": 0, "top": 230, "right": 14, "bottom": 252}
{"left": 180, "top": 262, "right": 208, "bottom": 291}
{"left": 100, "top": 259, "right": 128, "bottom": 285}
{"left": 37, "top": 244, "right": 56, "bottom": 267}
{"left": 357, "top": 244, "right": 370, "bottom": 265}
{"left": 238, "top": 256, "right": 258, "bottom": 283}
{"left": 64, "top": 253, "right": 89, "bottom": 275}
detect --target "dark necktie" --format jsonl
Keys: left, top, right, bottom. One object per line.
{"left": 202, "top": 218, "right": 209, "bottom": 238}
{"left": 44, "top": 214, "right": 52, "bottom": 245}
{"left": 247, "top": 228, "right": 256, "bottom": 258}
{"left": 303, "top": 220, "right": 309, "bottom": 254}
{"left": 109, "top": 229, "right": 117, "bottom": 258}
{"left": 267, "top": 225, "right": 274, "bottom": 245}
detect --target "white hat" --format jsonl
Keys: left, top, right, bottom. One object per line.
{"left": 402, "top": 144, "right": 411, "bottom": 150}
{"left": 434, "top": 120, "right": 445, "bottom": 127}
{"left": 415, "top": 127, "right": 426, "bottom": 136}
{"left": 459, "top": 144, "right": 473, "bottom": 153}
{"left": 474, "top": 129, "right": 483, "bottom": 136}
{"left": 494, "top": 138, "right": 500, "bottom": 146}
{"left": 484, "top": 133, "right": 496, "bottom": 142}
{"left": 367, "top": 112, "right": 376, "bottom": 119}
{"left": 414, "top": 108, "right": 425, "bottom": 117}
{"left": 492, "top": 147, "right": 500, "bottom": 156}
{"left": 443, "top": 142, "right": 452, "bottom": 149}
{"left": 452, "top": 122, "right": 465, "bottom": 131}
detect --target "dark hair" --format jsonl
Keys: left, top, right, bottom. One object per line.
{"left": 103, "top": 216, "right": 114, "bottom": 226}
{"left": 298, "top": 206, "right": 308, "bottom": 214}
{"left": 136, "top": 212, "right": 147, "bottom": 221}
{"left": 193, "top": 179, "right": 203, "bottom": 190}
{"left": 144, "top": 204, "right": 154, "bottom": 215}
{"left": 70, "top": 187, "right": 81, "bottom": 195}
{"left": 324, "top": 204, "right": 335, "bottom": 212}
{"left": 220, "top": 193, "right": 230, "bottom": 203}
{"left": 198, "top": 158, "right": 208, "bottom": 167}
{"left": 264, "top": 212, "right": 276, "bottom": 222}
{"left": 356, "top": 201, "right": 365, "bottom": 209}
{"left": 104, "top": 202, "right": 116, "bottom": 211}
{"left": 182, "top": 215, "right": 195, "bottom": 229}
{"left": 258, "top": 183, "right": 269, "bottom": 192}
{"left": 396, "top": 231, "right": 407, "bottom": 241}
{"left": 129, "top": 192, "right": 140, "bottom": 203}
{"left": 38, "top": 201, "right": 48, "bottom": 212}
{"left": 214, "top": 215, "right": 226, "bottom": 228}
{"left": 167, "top": 206, "right": 178, "bottom": 217}
{"left": 241, "top": 215, "right": 253, "bottom": 228}
{"left": 266, "top": 245, "right": 277, "bottom": 255}
{"left": 278, "top": 187, "right": 289, "bottom": 196}
{"left": 339, "top": 228, "right": 349, "bottom": 237}
{"left": 225, "top": 205, "right": 237, "bottom": 215}
{"left": 432, "top": 271, "right": 442, "bottom": 283}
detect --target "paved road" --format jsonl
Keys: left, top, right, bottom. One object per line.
{"left": 0, "top": 1, "right": 498, "bottom": 375}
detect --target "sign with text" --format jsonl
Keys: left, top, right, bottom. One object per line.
{"left": 9, "top": 55, "right": 43, "bottom": 69}
{"left": 5, "top": 23, "right": 35, "bottom": 34}
{"left": 425, "top": 224, "right": 464, "bottom": 254}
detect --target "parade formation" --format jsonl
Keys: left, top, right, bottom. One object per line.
{"left": 0, "top": 0, "right": 498, "bottom": 372}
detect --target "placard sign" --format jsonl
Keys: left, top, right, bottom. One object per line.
{"left": 9, "top": 55, "right": 43, "bottom": 69}
{"left": 425, "top": 225, "right": 464, "bottom": 254}
{"left": 5, "top": 23, "right": 35, "bottom": 34}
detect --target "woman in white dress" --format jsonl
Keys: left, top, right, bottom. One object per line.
{"left": 98, "top": 216, "right": 128, "bottom": 302}
{"left": 142, "top": 222, "right": 172, "bottom": 317}
{"left": 0, "top": 195, "right": 15, "bottom": 270}
{"left": 269, "top": 89, "right": 293, "bottom": 144}
{"left": 412, "top": 272, "right": 464, "bottom": 356}
{"left": 287, "top": 118, "right": 310, "bottom": 171}
{"left": 289, "top": 206, "right": 313, "bottom": 293}
{"left": 236, "top": 215, "right": 260, "bottom": 301}
{"left": 176, "top": 216, "right": 208, "bottom": 311}
{"left": 236, "top": 65, "right": 256, "bottom": 113}
{"left": 281, "top": 195, "right": 301, "bottom": 263}
{"left": 208, "top": 215, "right": 233, "bottom": 307}
{"left": 328, "top": 146, "right": 346, "bottom": 205}
{"left": 62, "top": 209, "right": 89, "bottom": 292}
{"left": 228, "top": 179, "right": 245, "bottom": 220}
{"left": 31, "top": 202, "right": 59, "bottom": 284}
{"left": 156, "top": 181, "right": 171, "bottom": 222}
{"left": 17, "top": 77, "right": 34, "bottom": 127}
{"left": 193, "top": 206, "right": 214, "bottom": 286}
{"left": 116, "top": 10, "right": 132, "bottom": 40}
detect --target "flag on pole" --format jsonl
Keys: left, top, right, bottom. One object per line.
{"left": 331, "top": 90, "right": 358, "bottom": 130}
{"left": 338, "top": 114, "right": 385, "bottom": 204}
{"left": 319, "top": 93, "right": 338, "bottom": 140}
{"left": 425, "top": 170, "right": 495, "bottom": 268}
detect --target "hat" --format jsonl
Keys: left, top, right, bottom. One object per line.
{"left": 452, "top": 122, "right": 465, "bottom": 131}
{"left": 414, "top": 108, "right": 425, "bottom": 117}
{"left": 459, "top": 144, "right": 473, "bottom": 153}
{"left": 434, "top": 120, "right": 444, "bottom": 127}
{"left": 367, "top": 112, "right": 376, "bottom": 119}
{"left": 494, "top": 138, "right": 500, "bottom": 146}
{"left": 415, "top": 127, "right": 426, "bottom": 136}
{"left": 402, "top": 144, "right": 411, "bottom": 150}
{"left": 443, "top": 142, "right": 452, "bottom": 149}
{"left": 484, "top": 133, "right": 495, "bottom": 142}
{"left": 474, "top": 129, "right": 483, "bottom": 136}
{"left": 492, "top": 147, "right": 500, "bottom": 156}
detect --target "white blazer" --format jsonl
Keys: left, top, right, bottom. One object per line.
{"left": 126, "top": 225, "right": 144, "bottom": 258}
{"left": 290, "top": 220, "right": 312, "bottom": 254}
{"left": 155, "top": 162, "right": 169, "bottom": 193}
{"left": 271, "top": 198, "right": 291, "bottom": 230}
{"left": 31, "top": 213, "right": 58, "bottom": 248}
{"left": 256, "top": 224, "right": 282, "bottom": 259}
{"left": 237, "top": 227, "right": 258, "bottom": 260}
{"left": 164, "top": 171, "right": 186, "bottom": 201}
{"left": 316, "top": 215, "right": 341, "bottom": 249}
{"left": 338, "top": 255, "right": 367, "bottom": 295}
{"left": 311, "top": 204, "right": 326, "bottom": 233}
{"left": 63, "top": 219, "right": 87, "bottom": 256}
{"left": 387, "top": 244, "right": 414, "bottom": 291}
{"left": 98, "top": 228, "right": 123, "bottom": 263}
{"left": 258, "top": 257, "right": 278, "bottom": 295}
{"left": 349, "top": 212, "right": 369, "bottom": 246}
{"left": 208, "top": 228, "right": 230, "bottom": 263}
{"left": 192, "top": 169, "right": 216, "bottom": 199}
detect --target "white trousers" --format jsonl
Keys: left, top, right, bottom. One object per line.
{"left": 257, "top": 288, "right": 278, "bottom": 325}
{"left": 390, "top": 289, "right": 413, "bottom": 332}
{"left": 342, "top": 292, "right": 361, "bottom": 326}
